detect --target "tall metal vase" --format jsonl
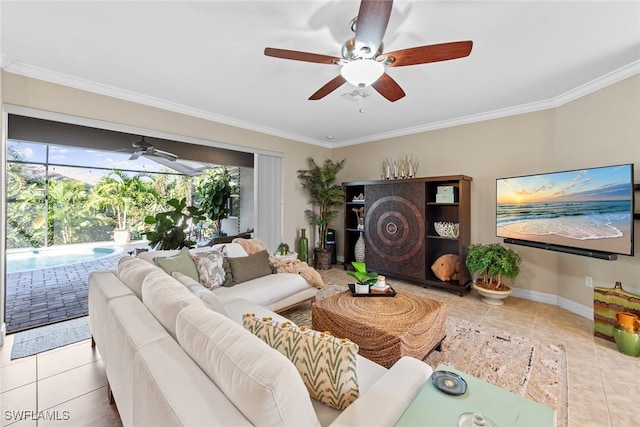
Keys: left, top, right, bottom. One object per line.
{"left": 354, "top": 232, "right": 365, "bottom": 262}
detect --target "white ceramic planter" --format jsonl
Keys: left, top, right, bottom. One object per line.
{"left": 473, "top": 282, "right": 512, "bottom": 305}
{"left": 113, "top": 229, "right": 131, "bottom": 245}
{"left": 354, "top": 283, "right": 370, "bottom": 294}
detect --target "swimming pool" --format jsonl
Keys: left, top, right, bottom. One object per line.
{"left": 6, "top": 247, "right": 117, "bottom": 273}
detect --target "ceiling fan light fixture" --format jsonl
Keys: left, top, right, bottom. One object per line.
{"left": 340, "top": 59, "right": 384, "bottom": 88}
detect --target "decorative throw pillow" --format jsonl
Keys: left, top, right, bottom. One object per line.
{"left": 243, "top": 314, "right": 359, "bottom": 410}
{"left": 221, "top": 259, "right": 234, "bottom": 287}
{"left": 226, "top": 250, "right": 274, "bottom": 285}
{"left": 153, "top": 247, "right": 199, "bottom": 281}
{"left": 191, "top": 250, "right": 226, "bottom": 289}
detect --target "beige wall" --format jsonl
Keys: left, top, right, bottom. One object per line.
{"left": 333, "top": 75, "right": 640, "bottom": 312}
{"left": 2, "top": 71, "right": 639, "bottom": 315}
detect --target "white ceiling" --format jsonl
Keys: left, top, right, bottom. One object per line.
{"left": 1, "top": 1, "right": 639, "bottom": 147}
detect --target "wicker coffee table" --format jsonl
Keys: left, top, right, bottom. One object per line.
{"left": 311, "top": 290, "right": 446, "bottom": 368}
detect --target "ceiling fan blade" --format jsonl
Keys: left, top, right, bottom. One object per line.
{"left": 264, "top": 48, "right": 340, "bottom": 65}
{"left": 309, "top": 75, "right": 347, "bottom": 100}
{"left": 129, "top": 151, "right": 142, "bottom": 160}
{"left": 151, "top": 149, "right": 178, "bottom": 161}
{"left": 381, "top": 41, "right": 473, "bottom": 67}
{"left": 354, "top": 0, "right": 393, "bottom": 58}
{"left": 146, "top": 156, "right": 200, "bottom": 176}
{"left": 371, "top": 73, "right": 405, "bottom": 102}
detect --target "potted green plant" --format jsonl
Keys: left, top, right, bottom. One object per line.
{"left": 297, "top": 157, "right": 346, "bottom": 270}
{"left": 466, "top": 243, "right": 522, "bottom": 305}
{"left": 347, "top": 261, "right": 378, "bottom": 294}
{"left": 143, "top": 198, "right": 205, "bottom": 250}
{"left": 275, "top": 242, "right": 290, "bottom": 256}
{"left": 195, "top": 166, "right": 232, "bottom": 237}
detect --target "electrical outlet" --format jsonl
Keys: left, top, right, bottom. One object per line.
{"left": 585, "top": 276, "right": 593, "bottom": 288}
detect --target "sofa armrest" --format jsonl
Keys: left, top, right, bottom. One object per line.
{"left": 329, "top": 357, "right": 433, "bottom": 427}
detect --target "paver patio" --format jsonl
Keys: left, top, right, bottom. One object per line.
{"left": 5, "top": 248, "right": 134, "bottom": 333}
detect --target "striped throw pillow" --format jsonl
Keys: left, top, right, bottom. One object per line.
{"left": 243, "top": 314, "right": 359, "bottom": 410}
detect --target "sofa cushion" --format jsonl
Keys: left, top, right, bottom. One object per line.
{"left": 226, "top": 250, "right": 274, "bottom": 285}
{"left": 243, "top": 315, "right": 359, "bottom": 410}
{"left": 141, "top": 269, "right": 203, "bottom": 339}
{"left": 191, "top": 250, "right": 226, "bottom": 289}
{"left": 213, "top": 272, "right": 310, "bottom": 307}
{"left": 172, "top": 272, "right": 227, "bottom": 316}
{"left": 153, "top": 247, "right": 199, "bottom": 281}
{"left": 116, "top": 256, "right": 160, "bottom": 299}
{"left": 176, "top": 305, "right": 319, "bottom": 427}
{"left": 209, "top": 242, "right": 249, "bottom": 257}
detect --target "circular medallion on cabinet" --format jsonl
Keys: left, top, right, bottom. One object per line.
{"left": 365, "top": 196, "right": 425, "bottom": 262}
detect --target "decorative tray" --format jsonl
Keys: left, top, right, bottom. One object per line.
{"left": 431, "top": 370, "right": 468, "bottom": 396}
{"left": 348, "top": 283, "right": 397, "bottom": 297}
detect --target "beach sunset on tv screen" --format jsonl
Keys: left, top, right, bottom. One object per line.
{"left": 497, "top": 164, "right": 634, "bottom": 255}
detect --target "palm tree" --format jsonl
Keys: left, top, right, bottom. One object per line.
{"left": 90, "top": 169, "right": 159, "bottom": 233}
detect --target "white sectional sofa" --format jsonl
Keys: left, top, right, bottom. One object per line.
{"left": 88, "top": 243, "right": 433, "bottom": 426}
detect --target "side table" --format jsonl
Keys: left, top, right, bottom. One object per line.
{"left": 396, "top": 365, "right": 556, "bottom": 426}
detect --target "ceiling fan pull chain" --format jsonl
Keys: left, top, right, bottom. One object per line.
{"left": 359, "top": 85, "right": 365, "bottom": 113}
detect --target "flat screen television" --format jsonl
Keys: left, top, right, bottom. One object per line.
{"left": 496, "top": 164, "right": 635, "bottom": 259}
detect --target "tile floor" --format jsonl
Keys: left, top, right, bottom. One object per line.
{"left": 1, "top": 266, "right": 638, "bottom": 426}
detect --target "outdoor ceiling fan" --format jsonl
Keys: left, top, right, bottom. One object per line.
{"left": 264, "top": 0, "right": 473, "bottom": 102}
{"left": 129, "top": 136, "right": 178, "bottom": 161}
{"left": 126, "top": 136, "right": 207, "bottom": 176}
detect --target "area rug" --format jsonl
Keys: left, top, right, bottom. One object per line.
{"left": 281, "top": 299, "right": 568, "bottom": 427}
{"left": 424, "top": 318, "right": 568, "bottom": 427}
{"left": 10, "top": 317, "right": 91, "bottom": 360}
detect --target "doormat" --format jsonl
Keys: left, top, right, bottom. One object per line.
{"left": 10, "top": 317, "right": 91, "bottom": 360}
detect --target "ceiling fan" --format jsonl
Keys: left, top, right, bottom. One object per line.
{"left": 126, "top": 136, "right": 208, "bottom": 176}
{"left": 129, "top": 136, "right": 178, "bottom": 161}
{"left": 264, "top": 0, "right": 473, "bottom": 102}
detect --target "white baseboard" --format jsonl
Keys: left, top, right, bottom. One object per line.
{"left": 511, "top": 287, "right": 593, "bottom": 319}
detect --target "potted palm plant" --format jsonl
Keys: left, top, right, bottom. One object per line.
{"left": 466, "top": 243, "right": 522, "bottom": 305}
{"left": 90, "top": 169, "right": 158, "bottom": 244}
{"left": 297, "top": 157, "right": 346, "bottom": 270}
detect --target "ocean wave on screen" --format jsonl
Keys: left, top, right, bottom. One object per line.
{"left": 499, "top": 215, "right": 624, "bottom": 240}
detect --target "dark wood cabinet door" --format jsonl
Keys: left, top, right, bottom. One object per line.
{"left": 364, "top": 182, "right": 426, "bottom": 281}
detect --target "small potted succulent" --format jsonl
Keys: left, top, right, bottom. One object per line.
{"left": 347, "top": 261, "right": 378, "bottom": 294}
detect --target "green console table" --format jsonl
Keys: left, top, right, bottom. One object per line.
{"left": 396, "top": 365, "right": 556, "bottom": 427}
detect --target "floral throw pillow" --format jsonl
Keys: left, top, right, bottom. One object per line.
{"left": 243, "top": 314, "right": 359, "bottom": 410}
{"left": 191, "top": 250, "right": 226, "bottom": 289}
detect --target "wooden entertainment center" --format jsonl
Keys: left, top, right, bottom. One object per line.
{"left": 343, "top": 175, "right": 472, "bottom": 296}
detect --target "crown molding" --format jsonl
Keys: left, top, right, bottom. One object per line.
{"left": 1, "top": 54, "right": 331, "bottom": 148}
{"left": 332, "top": 60, "right": 640, "bottom": 148}
{"left": 3, "top": 54, "right": 638, "bottom": 149}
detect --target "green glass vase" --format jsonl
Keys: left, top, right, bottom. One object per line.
{"left": 298, "top": 228, "right": 309, "bottom": 263}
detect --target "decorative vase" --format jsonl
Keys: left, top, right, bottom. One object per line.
{"left": 613, "top": 326, "right": 640, "bottom": 356}
{"left": 354, "top": 232, "right": 365, "bottom": 262}
{"left": 298, "top": 228, "right": 308, "bottom": 263}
